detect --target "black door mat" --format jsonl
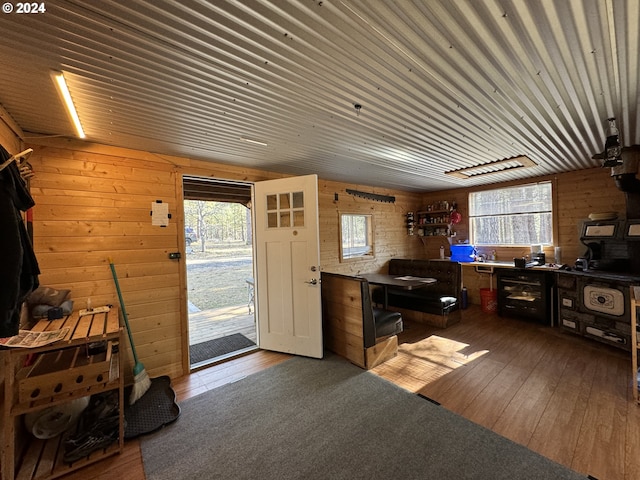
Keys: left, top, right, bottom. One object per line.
{"left": 189, "top": 333, "right": 256, "bottom": 365}
{"left": 124, "top": 376, "right": 180, "bottom": 439}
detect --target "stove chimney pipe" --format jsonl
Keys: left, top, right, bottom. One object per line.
{"left": 611, "top": 146, "right": 640, "bottom": 220}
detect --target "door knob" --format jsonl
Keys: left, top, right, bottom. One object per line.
{"left": 305, "top": 279, "right": 318, "bottom": 285}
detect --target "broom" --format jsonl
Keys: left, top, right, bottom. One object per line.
{"left": 109, "top": 258, "right": 152, "bottom": 405}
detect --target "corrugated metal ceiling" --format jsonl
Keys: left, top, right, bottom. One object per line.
{"left": 0, "top": 0, "right": 637, "bottom": 192}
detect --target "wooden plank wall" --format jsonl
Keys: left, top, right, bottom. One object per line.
{"left": 318, "top": 178, "right": 423, "bottom": 274}
{"left": 419, "top": 169, "right": 627, "bottom": 304}
{"left": 0, "top": 110, "right": 23, "bottom": 154}
{"left": 12, "top": 132, "right": 630, "bottom": 375}
{"left": 22, "top": 138, "right": 421, "bottom": 379}
{"left": 23, "top": 138, "right": 289, "bottom": 380}
{"left": 27, "top": 143, "right": 184, "bottom": 380}
{"left": 321, "top": 273, "right": 367, "bottom": 369}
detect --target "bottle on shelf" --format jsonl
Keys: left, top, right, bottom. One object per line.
{"left": 406, "top": 212, "right": 415, "bottom": 236}
{"left": 413, "top": 201, "right": 455, "bottom": 237}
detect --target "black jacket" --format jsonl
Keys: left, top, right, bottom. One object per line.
{"left": 0, "top": 145, "right": 39, "bottom": 337}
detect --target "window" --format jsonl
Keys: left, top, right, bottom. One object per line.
{"left": 340, "top": 213, "right": 374, "bottom": 261}
{"left": 266, "top": 191, "right": 304, "bottom": 228}
{"left": 469, "top": 182, "right": 553, "bottom": 246}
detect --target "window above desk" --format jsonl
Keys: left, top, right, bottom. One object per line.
{"left": 469, "top": 181, "right": 553, "bottom": 246}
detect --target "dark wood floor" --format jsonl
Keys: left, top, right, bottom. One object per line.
{"left": 60, "top": 306, "right": 639, "bottom": 480}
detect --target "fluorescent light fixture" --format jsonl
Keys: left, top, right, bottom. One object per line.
{"left": 445, "top": 155, "right": 537, "bottom": 179}
{"left": 52, "top": 71, "right": 85, "bottom": 138}
{"left": 240, "top": 137, "right": 268, "bottom": 146}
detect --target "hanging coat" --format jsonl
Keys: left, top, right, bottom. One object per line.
{"left": 0, "top": 145, "right": 40, "bottom": 337}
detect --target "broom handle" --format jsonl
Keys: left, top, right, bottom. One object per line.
{"left": 109, "top": 260, "right": 141, "bottom": 364}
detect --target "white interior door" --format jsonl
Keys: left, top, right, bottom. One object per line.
{"left": 253, "top": 174, "right": 322, "bottom": 358}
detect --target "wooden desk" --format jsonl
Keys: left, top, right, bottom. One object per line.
{"left": 358, "top": 273, "right": 436, "bottom": 309}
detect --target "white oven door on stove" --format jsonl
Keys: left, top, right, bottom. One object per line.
{"left": 583, "top": 285, "right": 625, "bottom": 316}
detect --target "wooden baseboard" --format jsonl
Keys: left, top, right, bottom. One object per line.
{"left": 365, "top": 335, "right": 398, "bottom": 369}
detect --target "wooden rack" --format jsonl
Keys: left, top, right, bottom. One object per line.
{"left": 1, "top": 308, "right": 124, "bottom": 480}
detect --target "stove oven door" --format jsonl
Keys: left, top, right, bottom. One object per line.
{"left": 577, "top": 278, "right": 631, "bottom": 350}
{"left": 582, "top": 284, "right": 625, "bottom": 316}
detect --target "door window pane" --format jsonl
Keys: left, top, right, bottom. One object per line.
{"left": 279, "top": 193, "right": 290, "bottom": 209}
{"left": 293, "top": 210, "right": 305, "bottom": 226}
{"left": 266, "top": 191, "right": 304, "bottom": 228}
{"left": 292, "top": 191, "right": 304, "bottom": 208}
{"left": 279, "top": 211, "right": 291, "bottom": 227}
{"left": 268, "top": 212, "right": 278, "bottom": 228}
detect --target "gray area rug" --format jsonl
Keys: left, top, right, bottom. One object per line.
{"left": 189, "top": 333, "right": 255, "bottom": 365}
{"left": 141, "top": 354, "right": 587, "bottom": 480}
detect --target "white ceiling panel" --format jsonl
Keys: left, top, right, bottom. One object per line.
{"left": 0, "top": 0, "right": 637, "bottom": 191}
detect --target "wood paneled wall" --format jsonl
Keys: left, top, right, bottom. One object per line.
{"left": 0, "top": 116, "right": 23, "bottom": 154}
{"left": 318, "top": 179, "right": 422, "bottom": 274}
{"left": 419, "top": 169, "right": 627, "bottom": 304}
{"left": 22, "top": 138, "right": 421, "bottom": 379}
{"left": 24, "top": 138, "right": 293, "bottom": 380}
{"left": 11, "top": 131, "right": 632, "bottom": 374}
{"left": 28, "top": 142, "right": 185, "bottom": 380}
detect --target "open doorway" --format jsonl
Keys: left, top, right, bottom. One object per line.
{"left": 182, "top": 176, "right": 256, "bottom": 369}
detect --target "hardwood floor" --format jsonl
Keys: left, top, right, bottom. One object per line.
{"left": 373, "top": 306, "right": 640, "bottom": 480}
{"left": 59, "top": 306, "right": 638, "bottom": 480}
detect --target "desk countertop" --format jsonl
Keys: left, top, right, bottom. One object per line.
{"left": 460, "top": 261, "right": 560, "bottom": 271}
{"left": 358, "top": 273, "right": 436, "bottom": 289}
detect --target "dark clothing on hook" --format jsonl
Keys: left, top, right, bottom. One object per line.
{"left": 0, "top": 145, "right": 39, "bottom": 338}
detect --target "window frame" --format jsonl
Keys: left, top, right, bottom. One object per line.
{"left": 468, "top": 181, "right": 554, "bottom": 247}
{"left": 339, "top": 212, "right": 375, "bottom": 262}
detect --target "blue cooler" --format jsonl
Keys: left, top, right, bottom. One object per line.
{"left": 450, "top": 244, "right": 476, "bottom": 262}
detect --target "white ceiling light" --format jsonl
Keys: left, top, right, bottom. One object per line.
{"left": 240, "top": 137, "right": 268, "bottom": 146}
{"left": 444, "top": 155, "right": 537, "bottom": 179}
{"left": 52, "top": 71, "right": 85, "bottom": 139}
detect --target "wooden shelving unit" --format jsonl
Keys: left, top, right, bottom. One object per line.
{"left": 1, "top": 308, "right": 124, "bottom": 480}
{"left": 415, "top": 202, "right": 453, "bottom": 238}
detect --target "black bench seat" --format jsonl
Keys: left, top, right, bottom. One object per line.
{"left": 371, "top": 259, "right": 462, "bottom": 328}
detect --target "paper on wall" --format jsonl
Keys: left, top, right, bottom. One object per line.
{"left": 151, "top": 201, "right": 169, "bottom": 226}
